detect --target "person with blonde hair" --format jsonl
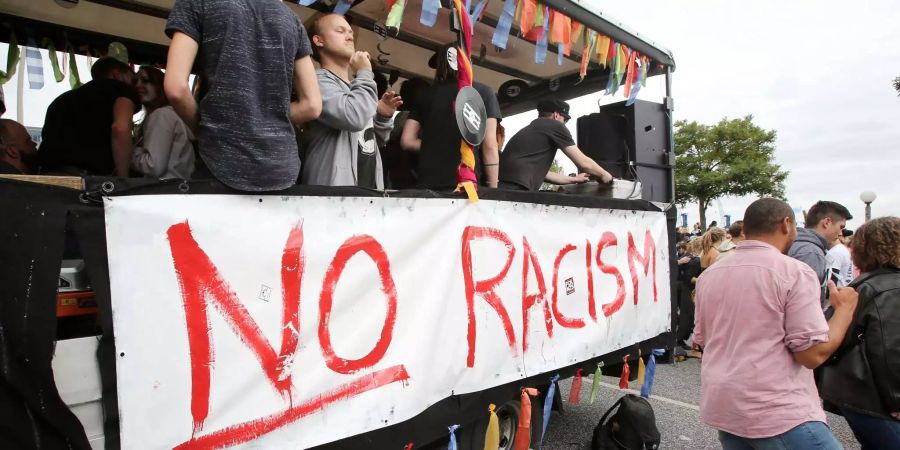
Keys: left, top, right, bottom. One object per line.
{"left": 820, "top": 217, "right": 900, "bottom": 449}
{"left": 699, "top": 227, "right": 727, "bottom": 270}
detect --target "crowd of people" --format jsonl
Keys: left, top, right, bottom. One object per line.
{"left": 683, "top": 199, "right": 899, "bottom": 449}
{"left": 1, "top": 0, "right": 615, "bottom": 195}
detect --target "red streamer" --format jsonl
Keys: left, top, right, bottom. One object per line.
{"left": 619, "top": 354, "right": 630, "bottom": 389}
{"left": 568, "top": 368, "right": 583, "bottom": 404}
{"left": 513, "top": 387, "right": 539, "bottom": 450}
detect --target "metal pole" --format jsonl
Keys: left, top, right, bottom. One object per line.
{"left": 664, "top": 66, "right": 675, "bottom": 204}
{"left": 865, "top": 203, "right": 871, "bottom": 222}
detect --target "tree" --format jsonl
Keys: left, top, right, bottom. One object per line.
{"left": 674, "top": 116, "right": 788, "bottom": 229}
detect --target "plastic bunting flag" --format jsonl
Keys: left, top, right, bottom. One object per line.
{"left": 66, "top": 44, "right": 82, "bottom": 89}
{"left": 626, "top": 54, "right": 644, "bottom": 106}
{"left": 492, "top": 0, "right": 517, "bottom": 48}
{"left": 404, "top": 443, "right": 414, "bottom": 450}
{"left": 640, "top": 349, "right": 665, "bottom": 398}
{"left": 636, "top": 349, "right": 646, "bottom": 386}
{"left": 579, "top": 30, "right": 596, "bottom": 79}
{"left": 484, "top": 404, "right": 500, "bottom": 450}
{"left": 25, "top": 44, "right": 44, "bottom": 89}
{"left": 448, "top": 425, "right": 460, "bottom": 450}
{"left": 108, "top": 42, "right": 129, "bottom": 64}
{"left": 568, "top": 368, "right": 584, "bottom": 404}
{"left": 641, "top": 56, "right": 649, "bottom": 87}
{"left": 386, "top": 0, "right": 407, "bottom": 34}
{"left": 513, "top": 388, "right": 539, "bottom": 450}
{"left": 619, "top": 354, "right": 631, "bottom": 389}
{"left": 421, "top": 0, "right": 441, "bottom": 26}
{"left": 520, "top": 0, "right": 537, "bottom": 37}
{"left": 41, "top": 39, "right": 64, "bottom": 82}
{"left": 450, "top": 0, "right": 479, "bottom": 201}
{"left": 297, "top": 0, "right": 318, "bottom": 5}
{"left": 471, "top": 0, "right": 489, "bottom": 25}
{"left": 596, "top": 35, "right": 611, "bottom": 69}
{"left": 589, "top": 362, "right": 604, "bottom": 404}
{"left": 333, "top": 0, "right": 353, "bottom": 15}
{"left": 540, "top": 374, "right": 560, "bottom": 448}
{"left": 534, "top": 7, "right": 549, "bottom": 64}
{"left": 0, "top": 31, "right": 20, "bottom": 85}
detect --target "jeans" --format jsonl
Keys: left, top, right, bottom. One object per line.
{"left": 841, "top": 409, "right": 900, "bottom": 450}
{"left": 718, "top": 421, "right": 841, "bottom": 450}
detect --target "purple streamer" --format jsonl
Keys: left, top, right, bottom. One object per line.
{"left": 540, "top": 374, "right": 560, "bottom": 448}
{"left": 491, "top": 0, "right": 517, "bottom": 49}
{"left": 421, "top": 0, "right": 441, "bottom": 27}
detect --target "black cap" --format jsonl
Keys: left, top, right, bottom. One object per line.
{"left": 537, "top": 99, "right": 571, "bottom": 120}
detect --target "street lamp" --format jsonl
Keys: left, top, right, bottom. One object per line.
{"left": 860, "top": 191, "right": 877, "bottom": 222}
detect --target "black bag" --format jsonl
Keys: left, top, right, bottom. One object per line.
{"left": 591, "top": 394, "right": 660, "bottom": 450}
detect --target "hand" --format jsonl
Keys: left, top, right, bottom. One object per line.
{"left": 599, "top": 171, "right": 614, "bottom": 184}
{"left": 678, "top": 256, "right": 691, "bottom": 265}
{"left": 377, "top": 90, "right": 403, "bottom": 117}
{"left": 891, "top": 412, "right": 899, "bottom": 420}
{"left": 828, "top": 281, "right": 858, "bottom": 313}
{"left": 350, "top": 51, "right": 372, "bottom": 72}
{"left": 568, "top": 173, "right": 590, "bottom": 184}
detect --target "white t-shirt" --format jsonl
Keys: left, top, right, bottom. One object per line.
{"left": 827, "top": 243, "right": 854, "bottom": 286}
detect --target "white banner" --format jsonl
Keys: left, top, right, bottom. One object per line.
{"left": 104, "top": 195, "right": 670, "bottom": 449}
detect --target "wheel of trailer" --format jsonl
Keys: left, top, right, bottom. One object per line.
{"left": 456, "top": 396, "right": 543, "bottom": 450}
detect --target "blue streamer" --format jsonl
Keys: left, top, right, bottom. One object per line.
{"left": 540, "top": 374, "right": 560, "bottom": 448}
{"left": 421, "top": 0, "right": 441, "bottom": 26}
{"left": 535, "top": 8, "right": 550, "bottom": 64}
{"left": 640, "top": 349, "right": 665, "bottom": 398}
{"left": 557, "top": 43, "right": 565, "bottom": 65}
{"left": 471, "top": 0, "right": 489, "bottom": 24}
{"left": 25, "top": 45, "right": 44, "bottom": 90}
{"left": 491, "top": 0, "right": 517, "bottom": 49}
{"left": 448, "top": 424, "right": 460, "bottom": 450}
{"left": 296, "top": 0, "right": 318, "bottom": 6}
{"left": 465, "top": 0, "right": 473, "bottom": 13}
{"left": 333, "top": 0, "right": 353, "bottom": 15}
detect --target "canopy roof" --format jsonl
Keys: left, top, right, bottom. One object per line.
{"left": 1, "top": 0, "right": 674, "bottom": 115}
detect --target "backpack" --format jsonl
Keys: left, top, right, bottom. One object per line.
{"left": 591, "top": 394, "right": 660, "bottom": 450}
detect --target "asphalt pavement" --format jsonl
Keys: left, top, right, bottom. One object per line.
{"left": 543, "top": 358, "right": 861, "bottom": 449}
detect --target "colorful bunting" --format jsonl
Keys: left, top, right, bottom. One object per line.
{"left": 484, "top": 404, "right": 500, "bottom": 450}
{"left": 618, "top": 354, "right": 630, "bottom": 389}
{"left": 513, "top": 388, "right": 539, "bottom": 450}
{"left": 25, "top": 45, "right": 44, "bottom": 89}
{"left": 421, "top": 0, "right": 441, "bottom": 26}
{"left": 66, "top": 44, "right": 82, "bottom": 89}
{"left": 596, "top": 35, "right": 611, "bottom": 68}
{"left": 41, "top": 39, "right": 64, "bottom": 82}
{"left": 534, "top": 7, "right": 549, "bottom": 64}
{"left": 636, "top": 350, "right": 646, "bottom": 386}
{"left": 333, "top": 0, "right": 353, "bottom": 15}
{"left": 448, "top": 425, "right": 460, "bottom": 450}
{"left": 451, "top": 0, "right": 480, "bottom": 201}
{"left": 297, "top": 0, "right": 318, "bottom": 5}
{"left": 589, "top": 362, "right": 604, "bottom": 404}
{"left": 492, "top": 0, "right": 518, "bottom": 49}
{"left": 540, "top": 374, "right": 560, "bottom": 447}
{"left": 568, "top": 368, "right": 583, "bottom": 404}
{"left": 520, "top": 0, "right": 538, "bottom": 37}
{"left": 0, "top": 31, "right": 20, "bottom": 85}
{"left": 386, "top": 0, "right": 407, "bottom": 35}
{"left": 471, "top": 0, "right": 489, "bottom": 24}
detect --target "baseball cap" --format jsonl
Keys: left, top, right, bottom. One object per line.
{"left": 537, "top": 99, "right": 571, "bottom": 120}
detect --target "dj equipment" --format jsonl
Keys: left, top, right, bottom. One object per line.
{"left": 576, "top": 99, "right": 673, "bottom": 202}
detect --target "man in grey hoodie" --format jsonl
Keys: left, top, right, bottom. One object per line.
{"left": 300, "top": 14, "right": 402, "bottom": 189}
{"left": 788, "top": 201, "right": 852, "bottom": 305}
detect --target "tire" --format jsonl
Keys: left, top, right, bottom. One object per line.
{"left": 457, "top": 395, "right": 544, "bottom": 450}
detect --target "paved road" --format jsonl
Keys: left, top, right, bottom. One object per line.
{"left": 543, "top": 358, "right": 861, "bottom": 449}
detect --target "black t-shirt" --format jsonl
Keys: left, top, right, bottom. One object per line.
{"left": 499, "top": 118, "right": 575, "bottom": 191}
{"left": 38, "top": 79, "right": 140, "bottom": 175}
{"left": 410, "top": 81, "right": 501, "bottom": 189}
{"left": 166, "top": 0, "right": 313, "bottom": 191}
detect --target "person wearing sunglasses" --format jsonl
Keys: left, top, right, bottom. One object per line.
{"left": 498, "top": 99, "right": 613, "bottom": 191}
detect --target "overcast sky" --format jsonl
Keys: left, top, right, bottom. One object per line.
{"left": 3, "top": 1, "right": 899, "bottom": 229}
{"left": 505, "top": 0, "right": 900, "bottom": 229}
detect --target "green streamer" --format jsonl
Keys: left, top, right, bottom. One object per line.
{"left": 386, "top": 0, "right": 406, "bottom": 35}
{"left": 589, "top": 362, "right": 603, "bottom": 404}
{"left": 41, "top": 38, "right": 65, "bottom": 82}
{"left": 67, "top": 44, "right": 82, "bottom": 89}
{"left": 0, "top": 31, "right": 21, "bottom": 85}
{"left": 108, "top": 42, "right": 129, "bottom": 64}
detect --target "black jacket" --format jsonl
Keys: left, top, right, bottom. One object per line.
{"left": 820, "top": 268, "right": 900, "bottom": 418}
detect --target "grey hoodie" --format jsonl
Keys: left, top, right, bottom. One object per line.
{"left": 788, "top": 227, "right": 829, "bottom": 302}
{"left": 300, "top": 69, "right": 391, "bottom": 189}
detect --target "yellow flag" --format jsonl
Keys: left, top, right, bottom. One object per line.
{"left": 637, "top": 354, "right": 646, "bottom": 386}
{"left": 484, "top": 404, "right": 500, "bottom": 450}
{"left": 596, "top": 35, "right": 611, "bottom": 68}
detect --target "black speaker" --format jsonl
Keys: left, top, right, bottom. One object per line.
{"left": 576, "top": 99, "right": 673, "bottom": 202}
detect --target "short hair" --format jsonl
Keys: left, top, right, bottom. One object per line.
{"left": 91, "top": 57, "right": 131, "bottom": 80}
{"left": 728, "top": 220, "right": 744, "bottom": 238}
{"left": 742, "top": 198, "right": 795, "bottom": 236}
{"left": 307, "top": 13, "right": 346, "bottom": 62}
{"left": 850, "top": 217, "right": 900, "bottom": 272}
{"left": 805, "top": 200, "right": 852, "bottom": 228}
{"left": 537, "top": 111, "right": 555, "bottom": 118}
{"left": 0, "top": 118, "right": 16, "bottom": 145}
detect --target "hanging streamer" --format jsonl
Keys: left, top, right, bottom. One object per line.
{"left": 25, "top": 45, "right": 44, "bottom": 90}
{"left": 589, "top": 362, "right": 604, "bottom": 405}
{"left": 333, "top": 0, "right": 353, "bottom": 15}
{"left": 579, "top": 30, "right": 596, "bottom": 79}
{"left": 619, "top": 354, "right": 631, "bottom": 389}
{"left": 484, "top": 404, "right": 500, "bottom": 450}
{"left": 66, "top": 44, "right": 82, "bottom": 89}
{"left": 534, "top": 7, "right": 550, "bottom": 64}
{"left": 492, "top": 0, "right": 517, "bottom": 49}
{"left": 541, "top": 374, "right": 560, "bottom": 447}
{"left": 640, "top": 349, "right": 664, "bottom": 398}
{"left": 513, "top": 388, "right": 539, "bottom": 450}
{"left": 636, "top": 349, "right": 646, "bottom": 386}
{"left": 0, "top": 31, "right": 20, "bottom": 85}
{"left": 596, "top": 35, "right": 610, "bottom": 69}
{"left": 386, "top": 0, "right": 407, "bottom": 35}
{"left": 568, "top": 368, "right": 583, "bottom": 404}
{"left": 471, "top": 0, "right": 489, "bottom": 24}
{"left": 404, "top": 443, "right": 414, "bottom": 450}
{"left": 641, "top": 56, "right": 649, "bottom": 87}
{"left": 626, "top": 55, "right": 644, "bottom": 106}
{"left": 448, "top": 425, "right": 461, "bottom": 450}
{"left": 41, "top": 39, "right": 64, "bottom": 82}
{"left": 421, "top": 0, "right": 441, "bottom": 26}
{"left": 297, "top": 0, "right": 319, "bottom": 5}
{"left": 519, "top": 0, "right": 538, "bottom": 37}
{"left": 451, "top": 0, "right": 479, "bottom": 202}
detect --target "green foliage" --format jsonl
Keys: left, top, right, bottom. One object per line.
{"left": 674, "top": 116, "right": 788, "bottom": 228}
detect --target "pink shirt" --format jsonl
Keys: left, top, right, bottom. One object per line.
{"left": 694, "top": 240, "right": 829, "bottom": 438}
